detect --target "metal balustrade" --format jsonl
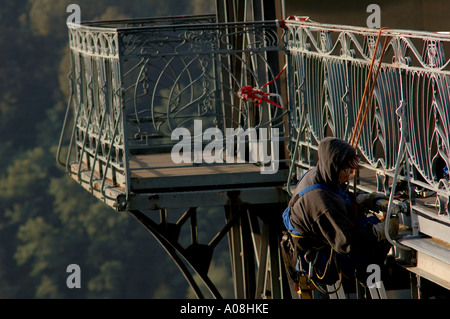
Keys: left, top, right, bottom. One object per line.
{"left": 284, "top": 18, "right": 450, "bottom": 243}
{"left": 283, "top": 19, "right": 450, "bottom": 291}
{"left": 57, "top": 15, "right": 290, "bottom": 208}
{"left": 56, "top": 15, "right": 292, "bottom": 299}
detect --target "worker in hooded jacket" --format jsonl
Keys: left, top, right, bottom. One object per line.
{"left": 283, "top": 137, "right": 399, "bottom": 287}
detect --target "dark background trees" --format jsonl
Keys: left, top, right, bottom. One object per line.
{"left": 0, "top": 0, "right": 228, "bottom": 299}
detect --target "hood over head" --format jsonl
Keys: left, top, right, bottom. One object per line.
{"left": 316, "top": 137, "right": 358, "bottom": 187}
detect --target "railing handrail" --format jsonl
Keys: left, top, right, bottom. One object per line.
{"left": 61, "top": 16, "right": 289, "bottom": 201}
{"left": 284, "top": 18, "right": 450, "bottom": 41}
{"left": 67, "top": 18, "right": 280, "bottom": 33}
{"left": 284, "top": 16, "right": 450, "bottom": 248}
{"left": 79, "top": 13, "right": 216, "bottom": 27}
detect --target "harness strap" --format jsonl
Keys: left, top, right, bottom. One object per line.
{"left": 297, "top": 183, "right": 331, "bottom": 197}
{"left": 283, "top": 183, "right": 331, "bottom": 237}
{"left": 282, "top": 181, "right": 344, "bottom": 295}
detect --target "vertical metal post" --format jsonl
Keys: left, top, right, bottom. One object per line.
{"left": 190, "top": 208, "right": 198, "bottom": 244}
{"left": 356, "top": 280, "right": 366, "bottom": 299}
{"left": 268, "top": 227, "right": 282, "bottom": 298}
{"left": 410, "top": 273, "right": 422, "bottom": 299}
{"left": 241, "top": 210, "right": 256, "bottom": 298}
{"left": 160, "top": 209, "right": 167, "bottom": 225}
{"left": 266, "top": 204, "right": 283, "bottom": 299}
{"left": 226, "top": 204, "right": 246, "bottom": 298}
{"left": 255, "top": 222, "right": 270, "bottom": 298}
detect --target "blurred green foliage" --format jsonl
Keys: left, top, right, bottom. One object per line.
{"left": 0, "top": 0, "right": 231, "bottom": 299}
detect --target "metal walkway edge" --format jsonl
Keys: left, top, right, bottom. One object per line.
{"left": 399, "top": 236, "right": 450, "bottom": 290}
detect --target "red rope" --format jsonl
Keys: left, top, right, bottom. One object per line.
{"left": 276, "top": 16, "right": 310, "bottom": 29}
{"left": 237, "top": 68, "right": 285, "bottom": 108}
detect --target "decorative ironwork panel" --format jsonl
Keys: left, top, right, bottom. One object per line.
{"left": 284, "top": 19, "right": 450, "bottom": 221}
{"left": 286, "top": 24, "right": 402, "bottom": 171}
{"left": 68, "top": 22, "right": 126, "bottom": 191}
{"left": 118, "top": 22, "right": 286, "bottom": 151}
{"left": 60, "top": 16, "right": 288, "bottom": 198}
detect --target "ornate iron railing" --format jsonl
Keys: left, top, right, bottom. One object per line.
{"left": 57, "top": 15, "right": 289, "bottom": 201}
{"left": 119, "top": 20, "right": 287, "bottom": 151}
{"left": 284, "top": 18, "right": 450, "bottom": 245}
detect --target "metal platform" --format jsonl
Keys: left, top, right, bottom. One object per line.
{"left": 69, "top": 155, "right": 289, "bottom": 211}
{"left": 400, "top": 236, "right": 450, "bottom": 290}
{"left": 128, "top": 153, "right": 287, "bottom": 191}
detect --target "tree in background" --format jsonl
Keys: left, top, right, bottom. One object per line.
{"left": 0, "top": 0, "right": 230, "bottom": 299}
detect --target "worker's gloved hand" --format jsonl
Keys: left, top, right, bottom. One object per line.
{"left": 356, "top": 191, "right": 387, "bottom": 210}
{"left": 371, "top": 216, "right": 399, "bottom": 241}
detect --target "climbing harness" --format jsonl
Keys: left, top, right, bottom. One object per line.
{"left": 280, "top": 231, "right": 315, "bottom": 298}
{"left": 281, "top": 182, "right": 343, "bottom": 298}
{"left": 281, "top": 221, "right": 343, "bottom": 297}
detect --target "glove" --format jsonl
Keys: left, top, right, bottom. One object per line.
{"left": 371, "top": 216, "right": 399, "bottom": 241}
{"left": 356, "top": 192, "right": 387, "bottom": 210}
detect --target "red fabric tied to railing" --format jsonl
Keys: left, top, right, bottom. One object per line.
{"left": 237, "top": 68, "right": 285, "bottom": 108}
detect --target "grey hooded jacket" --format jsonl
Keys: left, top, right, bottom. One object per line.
{"left": 288, "top": 137, "right": 369, "bottom": 254}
